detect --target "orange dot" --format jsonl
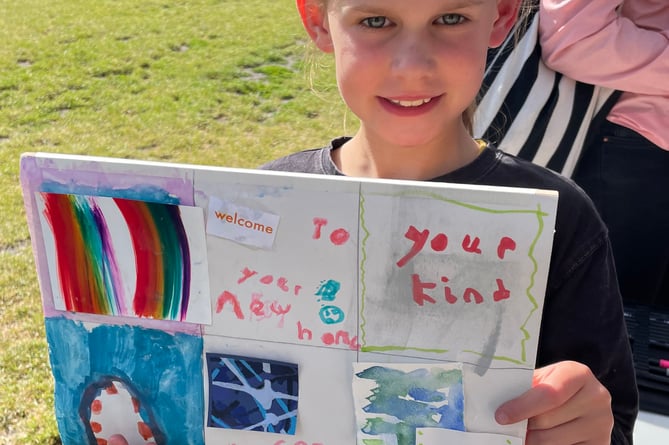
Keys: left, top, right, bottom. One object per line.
{"left": 96, "top": 439, "right": 107, "bottom": 445}
{"left": 137, "top": 421, "right": 154, "bottom": 440}
{"left": 91, "top": 399, "right": 103, "bottom": 414}
{"left": 90, "top": 421, "right": 103, "bottom": 433}
{"left": 105, "top": 383, "right": 119, "bottom": 395}
{"left": 132, "top": 397, "right": 140, "bottom": 413}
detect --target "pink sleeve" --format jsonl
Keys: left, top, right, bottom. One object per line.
{"left": 539, "top": 0, "right": 669, "bottom": 95}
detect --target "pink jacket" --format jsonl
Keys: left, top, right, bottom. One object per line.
{"left": 539, "top": 0, "right": 669, "bottom": 150}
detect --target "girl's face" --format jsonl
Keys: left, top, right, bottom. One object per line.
{"left": 301, "top": 0, "right": 517, "bottom": 149}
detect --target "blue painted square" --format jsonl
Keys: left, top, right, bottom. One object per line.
{"left": 353, "top": 364, "right": 465, "bottom": 445}
{"left": 206, "top": 353, "right": 299, "bottom": 434}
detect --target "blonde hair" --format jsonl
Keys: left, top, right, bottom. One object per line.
{"left": 466, "top": 0, "right": 534, "bottom": 134}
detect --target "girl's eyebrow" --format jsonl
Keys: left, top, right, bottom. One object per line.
{"left": 346, "top": 0, "right": 487, "bottom": 12}
{"left": 440, "top": 0, "right": 487, "bottom": 8}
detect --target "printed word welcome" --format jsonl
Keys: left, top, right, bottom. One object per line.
{"left": 214, "top": 211, "right": 274, "bottom": 234}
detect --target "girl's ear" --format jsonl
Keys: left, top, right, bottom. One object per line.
{"left": 489, "top": 0, "right": 521, "bottom": 48}
{"left": 296, "top": 0, "right": 334, "bottom": 53}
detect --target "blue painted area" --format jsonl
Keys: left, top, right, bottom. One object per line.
{"left": 319, "top": 305, "right": 345, "bottom": 325}
{"left": 315, "top": 279, "right": 341, "bottom": 302}
{"left": 45, "top": 317, "right": 204, "bottom": 445}
{"left": 206, "top": 353, "right": 299, "bottom": 435}
{"left": 40, "top": 182, "right": 181, "bottom": 205}
{"left": 356, "top": 365, "right": 465, "bottom": 445}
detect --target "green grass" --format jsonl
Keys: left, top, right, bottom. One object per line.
{"left": 0, "top": 0, "right": 356, "bottom": 443}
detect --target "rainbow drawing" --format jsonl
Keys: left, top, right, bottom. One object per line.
{"left": 40, "top": 193, "right": 200, "bottom": 321}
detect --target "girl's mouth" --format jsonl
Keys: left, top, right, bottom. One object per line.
{"left": 380, "top": 95, "right": 442, "bottom": 116}
{"left": 388, "top": 98, "right": 433, "bottom": 107}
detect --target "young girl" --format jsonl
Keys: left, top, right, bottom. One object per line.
{"left": 262, "top": 0, "right": 638, "bottom": 443}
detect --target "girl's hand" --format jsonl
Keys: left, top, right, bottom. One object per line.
{"left": 495, "top": 361, "right": 614, "bottom": 444}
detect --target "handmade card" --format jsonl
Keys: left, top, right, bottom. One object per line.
{"left": 20, "top": 152, "right": 558, "bottom": 445}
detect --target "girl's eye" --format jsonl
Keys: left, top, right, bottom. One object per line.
{"left": 436, "top": 14, "right": 465, "bottom": 25}
{"left": 361, "top": 16, "right": 390, "bottom": 28}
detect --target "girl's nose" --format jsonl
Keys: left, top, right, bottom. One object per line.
{"left": 390, "top": 32, "right": 437, "bottom": 79}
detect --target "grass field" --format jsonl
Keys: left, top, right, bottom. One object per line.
{"left": 0, "top": 1, "right": 355, "bottom": 443}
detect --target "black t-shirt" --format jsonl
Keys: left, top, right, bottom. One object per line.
{"left": 261, "top": 137, "right": 638, "bottom": 444}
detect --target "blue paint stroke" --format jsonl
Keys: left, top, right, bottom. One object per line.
{"left": 40, "top": 182, "right": 181, "bottom": 205}
{"left": 356, "top": 365, "right": 464, "bottom": 445}
{"left": 319, "top": 305, "right": 345, "bottom": 325}
{"left": 206, "top": 353, "right": 299, "bottom": 435}
{"left": 315, "top": 279, "right": 341, "bottom": 302}
{"left": 44, "top": 317, "right": 204, "bottom": 445}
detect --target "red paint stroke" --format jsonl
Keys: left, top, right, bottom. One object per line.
{"left": 493, "top": 279, "right": 511, "bottom": 301}
{"left": 216, "top": 291, "right": 244, "bottom": 319}
{"left": 397, "top": 225, "right": 429, "bottom": 268}
{"left": 238, "top": 267, "right": 257, "bottom": 284}
{"left": 137, "top": 421, "right": 154, "bottom": 440}
{"left": 114, "top": 199, "right": 164, "bottom": 318}
{"left": 430, "top": 233, "right": 448, "bottom": 252}
{"left": 91, "top": 399, "right": 103, "bottom": 415}
{"left": 462, "top": 235, "right": 482, "bottom": 254}
{"left": 497, "top": 236, "right": 517, "bottom": 259}
{"left": 43, "top": 194, "right": 96, "bottom": 313}
{"left": 411, "top": 273, "right": 437, "bottom": 306}
{"left": 330, "top": 228, "right": 350, "bottom": 245}
{"left": 312, "top": 217, "right": 327, "bottom": 239}
{"left": 105, "top": 383, "right": 119, "bottom": 395}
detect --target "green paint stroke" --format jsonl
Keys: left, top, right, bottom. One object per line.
{"left": 362, "top": 345, "right": 449, "bottom": 354}
{"left": 72, "top": 195, "right": 113, "bottom": 315}
{"left": 359, "top": 192, "right": 371, "bottom": 348}
{"left": 358, "top": 191, "right": 550, "bottom": 365}
{"left": 148, "top": 202, "right": 183, "bottom": 320}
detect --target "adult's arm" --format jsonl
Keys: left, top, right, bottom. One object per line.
{"left": 539, "top": 0, "right": 669, "bottom": 95}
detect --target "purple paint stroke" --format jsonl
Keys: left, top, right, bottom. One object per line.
{"left": 171, "top": 207, "right": 192, "bottom": 322}
{"left": 90, "top": 198, "right": 126, "bottom": 315}
{"left": 19, "top": 156, "right": 56, "bottom": 315}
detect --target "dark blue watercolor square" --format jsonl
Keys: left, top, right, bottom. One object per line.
{"left": 206, "top": 353, "right": 299, "bottom": 435}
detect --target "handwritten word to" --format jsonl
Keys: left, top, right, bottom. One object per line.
{"left": 412, "top": 275, "right": 511, "bottom": 306}
{"left": 397, "top": 225, "right": 517, "bottom": 267}
{"left": 298, "top": 321, "right": 360, "bottom": 351}
{"left": 312, "top": 217, "right": 350, "bottom": 246}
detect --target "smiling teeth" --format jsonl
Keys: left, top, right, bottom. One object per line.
{"left": 391, "top": 98, "right": 432, "bottom": 107}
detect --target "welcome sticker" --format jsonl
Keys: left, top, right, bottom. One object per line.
{"left": 206, "top": 196, "right": 280, "bottom": 249}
